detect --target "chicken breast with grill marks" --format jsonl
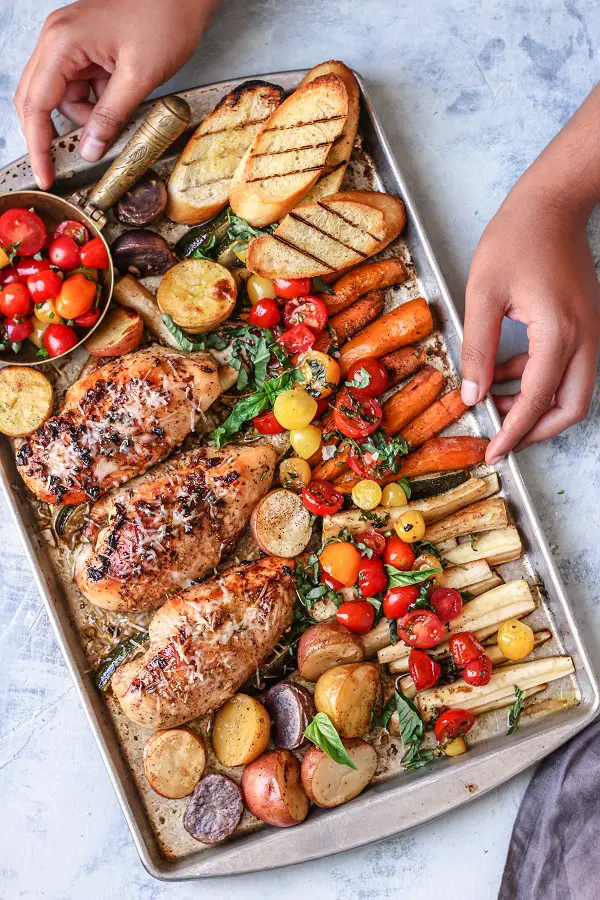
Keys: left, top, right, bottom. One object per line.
{"left": 15, "top": 345, "right": 222, "bottom": 506}
{"left": 112, "top": 556, "right": 296, "bottom": 729}
{"left": 74, "top": 443, "right": 277, "bottom": 612}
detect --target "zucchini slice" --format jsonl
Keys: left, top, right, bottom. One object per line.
{"left": 95, "top": 631, "right": 149, "bottom": 691}
{"left": 406, "top": 470, "right": 469, "bottom": 500}
{"left": 174, "top": 208, "right": 231, "bottom": 259}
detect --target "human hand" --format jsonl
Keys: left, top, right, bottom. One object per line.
{"left": 14, "top": 0, "right": 220, "bottom": 190}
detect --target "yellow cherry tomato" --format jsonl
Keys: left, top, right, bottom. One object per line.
{"left": 351, "top": 479, "right": 383, "bottom": 511}
{"left": 413, "top": 552, "right": 443, "bottom": 587}
{"left": 395, "top": 509, "right": 426, "bottom": 543}
{"left": 279, "top": 457, "right": 311, "bottom": 489}
{"left": 497, "top": 619, "right": 535, "bottom": 660}
{"left": 299, "top": 350, "right": 341, "bottom": 399}
{"left": 28, "top": 318, "right": 49, "bottom": 349}
{"left": 290, "top": 425, "right": 322, "bottom": 459}
{"left": 34, "top": 299, "right": 63, "bottom": 325}
{"left": 381, "top": 483, "right": 408, "bottom": 507}
{"left": 319, "top": 541, "right": 361, "bottom": 587}
{"left": 0, "top": 246, "right": 10, "bottom": 269}
{"left": 273, "top": 389, "right": 317, "bottom": 430}
{"left": 443, "top": 736, "right": 468, "bottom": 757}
{"left": 247, "top": 274, "right": 276, "bottom": 305}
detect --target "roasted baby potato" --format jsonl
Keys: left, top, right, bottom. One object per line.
{"left": 143, "top": 727, "right": 206, "bottom": 799}
{"left": 314, "top": 663, "right": 379, "bottom": 738}
{"left": 297, "top": 622, "right": 365, "bottom": 682}
{"left": 241, "top": 749, "right": 309, "bottom": 828}
{"left": 111, "top": 229, "right": 176, "bottom": 277}
{"left": 157, "top": 258, "right": 237, "bottom": 333}
{"left": 250, "top": 488, "right": 313, "bottom": 557}
{"left": 212, "top": 693, "right": 270, "bottom": 767}
{"left": 183, "top": 773, "right": 243, "bottom": 843}
{"left": 115, "top": 170, "right": 167, "bottom": 226}
{"left": 301, "top": 738, "right": 377, "bottom": 807}
{"left": 84, "top": 306, "right": 144, "bottom": 357}
{"left": 263, "top": 682, "right": 315, "bottom": 750}
{"left": 0, "top": 367, "right": 53, "bottom": 437}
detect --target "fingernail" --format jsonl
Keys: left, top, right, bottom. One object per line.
{"left": 487, "top": 454, "right": 502, "bottom": 466}
{"left": 32, "top": 170, "right": 43, "bottom": 190}
{"left": 79, "top": 131, "right": 107, "bottom": 163}
{"left": 461, "top": 380, "right": 480, "bottom": 406}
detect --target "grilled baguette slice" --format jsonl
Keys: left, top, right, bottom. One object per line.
{"left": 299, "top": 61, "right": 360, "bottom": 203}
{"left": 246, "top": 190, "right": 406, "bottom": 278}
{"left": 229, "top": 74, "right": 349, "bottom": 226}
{"left": 167, "top": 80, "right": 285, "bottom": 224}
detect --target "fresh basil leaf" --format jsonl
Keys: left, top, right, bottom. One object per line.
{"left": 304, "top": 713, "right": 358, "bottom": 769}
{"left": 312, "top": 276, "right": 334, "bottom": 294}
{"left": 252, "top": 335, "right": 271, "bottom": 391}
{"left": 345, "top": 366, "right": 371, "bottom": 391}
{"left": 470, "top": 533, "right": 477, "bottom": 551}
{"left": 191, "top": 233, "right": 217, "bottom": 260}
{"left": 10, "top": 341, "right": 21, "bottom": 353}
{"left": 36, "top": 347, "right": 50, "bottom": 359}
{"left": 210, "top": 392, "right": 269, "bottom": 448}
{"left": 385, "top": 564, "right": 442, "bottom": 587}
{"left": 507, "top": 685, "right": 525, "bottom": 734}
{"left": 162, "top": 314, "right": 207, "bottom": 352}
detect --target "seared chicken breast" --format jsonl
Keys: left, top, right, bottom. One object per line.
{"left": 15, "top": 345, "right": 221, "bottom": 505}
{"left": 75, "top": 443, "right": 276, "bottom": 612}
{"left": 112, "top": 556, "right": 296, "bottom": 729}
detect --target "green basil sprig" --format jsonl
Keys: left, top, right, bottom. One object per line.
{"left": 507, "top": 685, "right": 525, "bottom": 734}
{"left": 304, "top": 712, "right": 357, "bottom": 769}
{"left": 385, "top": 564, "right": 442, "bottom": 587}
{"left": 210, "top": 368, "right": 300, "bottom": 448}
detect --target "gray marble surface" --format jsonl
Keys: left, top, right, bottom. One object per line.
{"left": 1, "top": 1, "right": 599, "bottom": 897}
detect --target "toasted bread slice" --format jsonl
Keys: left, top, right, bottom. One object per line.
{"left": 246, "top": 190, "right": 406, "bottom": 278}
{"left": 299, "top": 61, "right": 360, "bottom": 202}
{"left": 167, "top": 80, "right": 285, "bottom": 224}
{"left": 229, "top": 74, "right": 349, "bottom": 226}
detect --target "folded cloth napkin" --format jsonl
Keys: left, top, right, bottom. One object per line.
{"left": 499, "top": 716, "right": 600, "bottom": 899}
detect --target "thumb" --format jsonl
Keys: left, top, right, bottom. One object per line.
{"left": 461, "top": 281, "right": 505, "bottom": 406}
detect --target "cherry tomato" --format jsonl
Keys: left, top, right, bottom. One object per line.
{"left": 320, "top": 571, "right": 344, "bottom": 591}
{"left": 3, "top": 316, "right": 33, "bottom": 343}
{"left": 434, "top": 709, "right": 475, "bottom": 743}
{"left": 74, "top": 307, "right": 101, "bottom": 328}
{"left": 0, "top": 265, "right": 23, "bottom": 285}
{"left": 27, "top": 269, "right": 63, "bottom": 304}
{"left": 252, "top": 410, "right": 286, "bottom": 434}
{"left": 449, "top": 631, "right": 485, "bottom": 667}
{"left": 398, "top": 609, "right": 444, "bottom": 649}
{"left": 383, "top": 535, "right": 416, "bottom": 571}
{"left": 79, "top": 236, "right": 109, "bottom": 269}
{"left": 54, "top": 219, "right": 89, "bottom": 246}
{"left": 314, "top": 396, "right": 330, "bottom": 418}
{"left": 247, "top": 298, "right": 281, "bottom": 328}
{"left": 333, "top": 389, "right": 382, "bottom": 439}
{"left": 0, "top": 208, "right": 46, "bottom": 256}
{"left": 347, "top": 433, "right": 398, "bottom": 479}
{"left": 382, "top": 585, "right": 419, "bottom": 618}
{"left": 16, "top": 257, "right": 51, "bottom": 280}
{"left": 463, "top": 654, "right": 492, "bottom": 686}
{"left": 409, "top": 648, "right": 442, "bottom": 691}
{"left": 55, "top": 274, "right": 96, "bottom": 319}
{"left": 430, "top": 587, "right": 463, "bottom": 623}
{"left": 346, "top": 357, "right": 389, "bottom": 399}
{"left": 0, "top": 283, "right": 32, "bottom": 317}
{"left": 358, "top": 556, "right": 387, "bottom": 597}
{"left": 277, "top": 324, "right": 316, "bottom": 356}
{"left": 273, "top": 277, "right": 312, "bottom": 300}
{"left": 319, "top": 540, "right": 362, "bottom": 587}
{"left": 302, "top": 479, "right": 344, "bottom": 516}
{"left": 283, "top": 296, "right": 328, "bottom": 332}
{"left": 356, "top": 530, "right": 386, "bottom": 556}
{"left": 43, "top": 323, "right": 79, "bottom": 357}
{"left": 336, "top": 600, "right": 375, "bottom": 634}
{"left": 49, "top": 235, "right": 80, "bottom": 270}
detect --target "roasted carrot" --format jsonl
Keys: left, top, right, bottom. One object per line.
{"left": 382, "top": 366, "right": 446, "bottom": 436}
{"left": 339, "top": 298, "right": 433, "bottom": 375}
{"left": 402, "top": 388, "right": 468, "bottom": 448}
{"left": 311, "top": 446, "right": 350, "bottom": 480}
{"left": 322, "top": 258, "right": 409, "bottom": 315}
{"left": 380, "top": 346, "right": 426, "bottom": 387}
{"left": 313, "top": 290, "right": 385, "bottom": 353}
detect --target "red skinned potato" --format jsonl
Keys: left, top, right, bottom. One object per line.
{"left": 263, "top": 682, "right": 316, "bottom": 750}
{"left": 84, "top": 306, "right": 143, "bottom": 357}
{"left": 297, "top": 622, "right": 365, "bottom": 682}
{"left": 241, "top": 749, "right": 309, "bottom": 828}
{"left": 301, "top": 738, "right": 377, "bottom": 807}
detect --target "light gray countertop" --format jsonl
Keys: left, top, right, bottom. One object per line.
{"left": 1, "top": 1, "right": 599, "bottom": 897}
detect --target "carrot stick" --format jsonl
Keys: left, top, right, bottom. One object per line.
{"left": 402, "top": 388, "right": 468, "bottom": 448}
{"left": 338, "top": 298, "right": 433, "bottom": 375}
{"left": 322, "top": 258, "right": 409, "bottom": 315}
{"left": 380, "top": 346, "right": 426, "bottom": 387}
{"left": 382, "top": 366, "right": 446, "bottom": 436}
{"left": 313, "top": 290, "right": 385, "bottom": 353}
{"left": 311, "top": 447, "right": 350, "bottom": 480}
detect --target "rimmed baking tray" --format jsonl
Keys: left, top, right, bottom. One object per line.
{"left": 1, "top": 69, "right": 598, "bottom": 880}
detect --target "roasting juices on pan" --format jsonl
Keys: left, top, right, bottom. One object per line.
{"left": 1, "top": 60, "right": 576, "bottom": 848}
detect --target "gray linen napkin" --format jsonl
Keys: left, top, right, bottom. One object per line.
{"left": 499, "top": 716, "right": 600, "bottom": 899}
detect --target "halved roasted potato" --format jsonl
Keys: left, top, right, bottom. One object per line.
{"left": 250, "top": 488, "right": 312, "bottom": 556}
{"left": 0, "top": 367, "right": 53, "bottom": 436}
{"left": 297, "top": 622, "right": 365, "bottom": 682}
{"left": 143, "top": 727, "right": 206, "bottom": 799}
{"left": 241, "top": 749, "right": 309, "bottom": 827}
{"left": 156, "top": 258, "right": 237, "bottom": 333}
{"left": 301, "top": 738, "right": 377, "bottom": 807}
{"left": 212, "top": 693, "right": 270, "bottom": 767}
{"left": 314, "top": 662, "right": 379, "bottom": 738}
{"left": 84, "top": 306, "right": 144, "bottom": 357}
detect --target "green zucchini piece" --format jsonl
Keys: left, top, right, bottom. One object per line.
{"left": 175, "top": 208, "right": 231, "bottom": 259}
{"left": 94, "top": 631, "right": 149, "bottom": 691}
{"left": 406, "top": 470, "right": 469, "bottom": 501}
{"left": 53, "top": 503, "right": 89, "bottom": 543}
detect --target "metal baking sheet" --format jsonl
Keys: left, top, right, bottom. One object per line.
{"left": 0, "top": 69, "right": 598, "bottom": 880}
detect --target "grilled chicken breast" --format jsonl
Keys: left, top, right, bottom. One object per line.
{"left": 74, "top": 444, "right": 277, "bottom": 612}
{"left": 15, "top": 345, "right": 221, "bottom": 505}
{"left": 112, "top": 556, "right": 296, "bottom": 729}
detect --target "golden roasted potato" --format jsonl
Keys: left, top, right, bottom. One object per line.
{"left": 212, "top": 693, "right": 270, "bottom": 767}
{"left": 143, "top": 727, "right": 206, "bottom": 799}
{"left": 84, "top": 306, "right": 144, "bottom": 357}
{"left": 314, "top": 663, "right": 379, "bottom": 738}
{"left": 157, "top": 258, "right": 236, "bottom": 333}
{"left": 301, "top": 738, "right": 377, "bottom": 807}
{"left": 297, "top": 622, "right": 365, "bottom": 682}
{"left": 0, "top": 367, "right": 53, "bottom": 437}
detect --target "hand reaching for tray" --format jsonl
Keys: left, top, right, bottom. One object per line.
{"left": 14, "top": 0, "right": 221, "bottom": 190}
{"left": 462, "top": 84, "right": 600, "bottom": 464}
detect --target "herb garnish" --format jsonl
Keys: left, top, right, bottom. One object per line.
{"left": 210, "top": 367, "right": 300, "bottom": 448}
{"left": 36, "top": 347, "right": 50, "bottom": 359}
{"left": 163, "top": 314, "right": 227, "bottom": 352}
{"left": 345, "top": 366, "right": 372, "bottom": 392}
{"left": 305, "top": 713, "right": 358, "bottom": 769}
{"left": 190, "top": 233, "right": 218, "bottom": 260}
{"left": 295, "top": 554, "right": 343, "bottom": 612}
{"left": 398, "top": 477, "right": 411, "bottom": 499}
{"left": 312, "top": 276, "right": 334, "bottom": 295}
{"left": 226, "top": 212, "right": 276, "bottom": 252}
{"left": 359, "top": 509, "right": 389, "bottom": 527}
{"left": 385, "top": 564, "right": 442, "bottom": 588}
{"left": 469, "top": 533, "right": 477, "bottom": 551}
{"left": 507, "top": 685, "right": 525, "bottom": 734}
{"left": 344, "top": 429, "right": 409, "bottom": 479}
{"left": 373, "top": 691, "right": 437, "bottom": 771}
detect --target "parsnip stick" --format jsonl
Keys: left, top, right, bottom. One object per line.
{"left": 362, "top": 619, "right": 393, "bottom": 658}
{"left": 443, "top": 527, "right": 522, "bottom": 568}
{"left": 113, "top": 275, "right": 180, "bottom": 348}
{"left": 469, "top": 684, "right": 546, "bottom": 716}
{"left": 469, "top": 574, "right": 503, "bottom": 596}
{"left": 440, "top": 559, "right": 492, "bottom": 591}
{"left": 436, "top": 537, "right": 458, "bottom": 553}
{"left": 424, "top": 497, "right": 508, "bottom": 544}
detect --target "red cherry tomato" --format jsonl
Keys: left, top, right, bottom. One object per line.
{"left": 54, "top": 219, "right": 89, "bottom": 246}
{"left": 358, "top": 556, "right": 388, "bottom": 597}
{"left": 355, "top": 530, "right": 386, "bottom": 556}
{"left": 247, "top": 298, "right": 281, "bottom": 328}
{"left": 333, "top": 389, "right": 382, "bottom": 439}
{"left": 252, "top": 410, "right": 286, "bottom": 434}
{"left": 398, "top": 609, "right": 444, "bottom": 649}
{"left": 0, "top": 283, "right": 32, "bottom": 317}
{"left": 43, "top": 323, "right": 79, "bottom": 357}
{"left": 320, "top": 571, "right": 344, "bottom": 591}
{"left": 434, "top": 709, "right": 475, "bottom": 743}
{"left": 16, "top": 257, "right": 51, "bottom": 280}
{"left": 0, "top": 208, "right": 46, "bottom": 256}
{"left": 301, "top": 479, "right": 344, "bottom": 516}
{"left": 347, "top": 433, "right": 398, "bottom": 479}
{"left": 346, "top": 357, "right": 389, "bottom": 399}
{"left": 314, "top": 396, "right": 330, "bottom": 418}
{"left": 409, "top": 648, "right": 442, "bottom": 691}
{"left": 463, "top": 654, "right": 492, "bottom": 686}
{"left": 283, "top": 296, "right": 328, "bottom": 332}
{"left": 277, "top": 324, "right": 316, "bottom": 356}
{"left": 382, "top": 585, "right": 419, "bottom": 618}
{"left": 0, "top": 265, "right": 23, "bottom": 285}
{"left": 449, "top": 631, "right": 485, "bottom": 667}
{"left": 27, "top": 269, "right": 63, "bottom": 303}
{"left": 273, "top": 277, "right": 312, "bottom": 300}
{"left": 49, "top": 236, "right": 80, "bottom": 270}
{"left": 430, "top": 588, "right": 463, "bottom": 623}
{"left": 74, "top": 307, "right": 101, "bottom": 328}
{"left": 3, "top": 316, "right": 33, "bottom": 343}
{"left": 383, "top": 536, "right": 416, "bottom": 571}
{"left": 79, "top": 236, "right": 109, "bottom": 269}
{"left": 336, "top": 600, "right": 375, "bottom": 634}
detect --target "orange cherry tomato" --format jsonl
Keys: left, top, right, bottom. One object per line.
{"left": 319, "top": 541, "right": 361, "bottom": 587}
{"left": 55, "top": 273, "right": 96, "bottom": 319}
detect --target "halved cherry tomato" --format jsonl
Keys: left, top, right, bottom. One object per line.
{"left": 348, "top": 433, "right": 398, "bottom": 479}
{"left": 283, "top": 296, "right": 328, "bottom": 332}
{"left": 346, "top": 357, "right": 389, "bottom": 399}
{"left": 79, "top": 236, "right": 109, "bottom": 269}
{"left": 333, "top": 389, "right": 382, "bottom": 439}
{"left": 43, "top": 323, "right": 79, "bottom": 357}
{"left": 320, "top": 571, "right": 344, "bottom": 591}
{"left": 302, "top": 479, "right": 344, "bottom": 516}
{"left": 247, "top": 297, "right": 281, "bottom": 328}
{"left": 434, "top": 709, "right": 475, "bottom": 743}
{"left": 319, "top": 540, "right": 361, "bottom": 587}
{"left": 16, "top": 257, "right": 51, "bottom": 279}
{"left": 356, "top": 530, "right": 386, "bottom": 556}
{"left": 49, "top": 236, "right": 80, "bottom": 270}
{"left": 449, "top": 631, "right": 485, "bottom": 667}
{"left": 273, "top": 277, "right": 311, "bottom": 300}
{"left": 54, "top": 219, "right": 89, "bottom": 246}
{"left": 358, "top": 556, "right": 387, "bottom": 597}
{"left": 278, "top": 324, "right": 316, "bottom": 356}
{"left": 382, "top": 585, "right": 419, "bottom": 618}
{"left": 252, "top": 410, "right": 286, "bottom": 434}
{"left": 430, "top": 587, "right": 463, "bottom": 623}
{"left": 336, "top": 600, "right": 375, "bottom": 634}
{"left": 55, "top": 274, "right": 96, "bottom": 319}
{"left": 0, "top": 265, "right": 23, "bottom": 285}
{"left": 3, "top": 316, "right": 33, "bottom": 343}
{"left": 0, "top": 283, "right": 32, "bottom": 317}
{"left": 0, "top": 208, "right": 46, "bottom": 256}
{"left": 398, "top": 609, "right": 444, "bottom": 649}
{"left": 383, "top": 535, "right": 416, "bottom": 571}
{"left": 463, "top": 654, "right": 492, "bottom": 686}
{"left": 74, "top": 307, "right": 101, "bottom": 328}
{"left": 314, "top": 396, "right": 330, "bottom": 418}
{"left": 409, "top": 648, "right": 442, "bottom": 691}
{"left": 27, "top": 269, "right": 63, "bottom": 303}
